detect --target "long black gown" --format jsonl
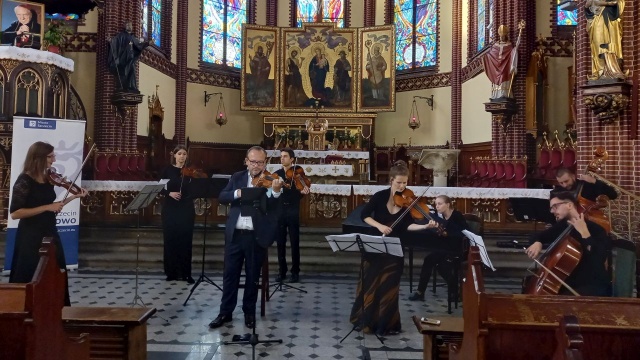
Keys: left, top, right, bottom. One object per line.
{"left": 9, "top": 173, "right": 70, "bottom": 305}
{"left": 160, "top": 166, "right": 196, "bottom": 280}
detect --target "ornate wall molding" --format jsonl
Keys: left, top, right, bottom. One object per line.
{"left": 396, "top": 73, "right": 451, "bottom": 91}
{"left": 461, "top": 57, "right": 484, "bottom": 82}
{"left": 535, "top": 36, "right": 573, "bottom": 57}
{"left": 140, "top": 50, "right": 178, "bottom": 79}
{"left": 186, "top": 68, "right": 241, "bottom": 89}
{"left": 63, "top": 32, "right": 97, "bottom": 52}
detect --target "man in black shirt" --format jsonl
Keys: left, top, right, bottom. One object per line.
{"left": 274, "top": 148, "right": 310, "bottom": 283}
{"left": 525, "top": 192, "right": 611, "bottom": 296}
{"left": 553, "top": 167, "right": 618, "bottom": 202}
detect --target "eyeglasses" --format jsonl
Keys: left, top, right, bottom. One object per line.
{"left": 247, "top": 160, "right": 265, "bottom": 166}
{"left": 549, "top": 201, "right": 570, "bottom": 211}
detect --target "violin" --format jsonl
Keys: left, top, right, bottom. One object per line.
{"left": 181, "top": 166, "right": 207, "bottom": 178}
{"left": 285, "top": 166, "right": 311, "bottom": 191}
{"left": 251, "top": 170, "right": 282, "bottom": 189}
{"left": 47, "top": 167, "right": 83, "bottom": 195}
{"left": 575, "top": 147, "right": 611, "bottom": 232}
{"left": 393, "top": 188, "right": 447, "bottom": 237}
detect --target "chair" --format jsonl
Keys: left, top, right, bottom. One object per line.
{"left": 514, "top": 159, "right": 527, "bottom": 188}
{"left": 476, "top": 159, "right": 489, "bottom": 187}
{"left": 118, "top": 154, "right": 131, "bottom": 180}
{"left": 562, "top": 147, "right": 577, "bottom": 173}
{"left": 486, "top": 160, "right": 497, "bottom": 187}
{"left": 609, "top": 237, "right": 637, "bottom": 297}
{"left": 106, "top": 153, "right": 120, "bottom": 180}
{"left": 431, "top": 213, "right": 484, "bottom": 314}
{"left": 94, "top": 152, "right": 109, "bottom": 180}
{"left": 494, "top": 160, "right": 506, "bottom": 187}
{"left": 535, "top": 148, "right": 551, "bottom": 179}
{"left": 503, "top": 161, "right": 516, "bottom": 188}
{"left": 549, "top": 148, "right": 563, "bottom": 179}
{"left": 374, "top": 148, "right": 392, "bottom": 184}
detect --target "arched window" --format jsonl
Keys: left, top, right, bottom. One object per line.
{"left": 202, "top": 0, "right": 248, "bottom": 68}
{"left": 476, "top": 0, "right": 494, "bottom": 51}
{"left": 51, "top": 74, "right": 66, "bottom": 118}
{"left": 141, "top": 0, "right": 162, "bottom": 47}
{"left": 295, "top": 0, "right": 346, "bottom": 28}
{"left": 14, "top": 70, "right": 42, "bottom": 116}
{"left": 394, "top": 0, "right": 438, "bottom": 71}
{"left": 0, "top": 73, "right": 4, "bottom": 113}
{"left": 557, "top": 0, "right": 577, "bottom": 26}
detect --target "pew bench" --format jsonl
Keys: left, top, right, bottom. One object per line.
{"left": 449, "top": 246, "right": 640, "bottom": 360}
{"left": 412, "top": 315, "right": 463, "bottom": 360}
{"left": 62, "top": 307, "right": 156, "bottom": 360}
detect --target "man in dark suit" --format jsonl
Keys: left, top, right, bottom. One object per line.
{"left": 553, "top": 167, "right": 618, "bottom": 202}
{"left": 209, "top": 146, "right": 283, "bottom": 329}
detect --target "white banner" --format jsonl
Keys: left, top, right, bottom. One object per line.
{"left": 4, "top": 117, "right": 86, "bottom": 272}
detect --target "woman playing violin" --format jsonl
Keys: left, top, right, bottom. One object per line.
{"left": 9, "top": 141, "right": 88, "bottom": 306}
{"left": 525, "top": 191, "right": 611, "bottom": 296}
{"left": 159, "top": 145, "right": 196, "bottom": 283}
{"left": 350, "top": 161, "right": 432, "bottom": 337}
{"left": 273, "top": 148, "right": 310, "bottom": 283}
{"left": 408, "top": 195, "right": 468, "bottom": 301}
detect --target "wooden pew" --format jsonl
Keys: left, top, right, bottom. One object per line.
{"left": 0, "top": 239, "right": 91, "bottom": 360}
{"left": 62, "top": 307, "right": 156, "bottom": 360}
{"left": 449, "top": 246, "right": 640, "bottom": 360}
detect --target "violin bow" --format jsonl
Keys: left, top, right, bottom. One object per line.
{"left": 387, "top": 185, "right": 431, "bottom": 232}
{"left": 61, "top": 143, "right": 97, "bottom": 202}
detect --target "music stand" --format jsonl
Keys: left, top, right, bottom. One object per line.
{"left": 510, "top": 197, "right": 555, "bottom": 231}
{"left": 124, "top": 184, "right": 165, "bottom": 308}
{"left": 223, "top": 186, "right": 283, "bottom": 360}
{"left": 183, "top": 177, "right": 228, "bottom": 306}
{"left": 326, "top": 233, "right": 403, "bottom": 359}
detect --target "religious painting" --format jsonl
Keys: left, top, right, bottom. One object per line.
{"left": 280, "top": 23, "right": 357, "bottom": 113}
{"left": 357, "top": 25, "right": 395, "bottom": 112}
{"left": 0, "top": 0, "right": 44, "bottom": 50}
{"left": 241, "top": 25, "right": 279, "bottom": 111}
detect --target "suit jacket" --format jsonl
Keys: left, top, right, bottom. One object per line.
{"left": 219, "top": 170, "right": 281, "bottom": 248}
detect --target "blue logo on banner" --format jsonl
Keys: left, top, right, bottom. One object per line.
{"left": 24, "top": 119, "right": 57, "bottom": 130}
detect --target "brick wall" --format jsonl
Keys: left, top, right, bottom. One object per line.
{"left": 450, "top": 0, "right": 461, "bottom": 150}
{"left": 174, "top": 0, "right": 188, "bottom": 144}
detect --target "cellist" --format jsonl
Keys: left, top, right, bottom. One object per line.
{"left": 525, "top": 192, "right": 611, "bottom": 296}
{"left": 554, "top": 167, "right": 618, "bottom": 202}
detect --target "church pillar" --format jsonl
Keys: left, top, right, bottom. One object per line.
{"left": 94, "top": 0, "right": 141, "bottom": 153}
{"left": 450, "top": 0, "right": 462, "bottom": 151}
{"left": 174, "top": 0, "right": 188, "bottom": 144}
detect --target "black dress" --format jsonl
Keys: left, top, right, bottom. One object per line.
{"left": 9, "top": 173, "right": 70, "bottom": 305}
{"left": 160, "top": 166, "right": 196, "bottom": 280}
{"left": 349, "top": 188, "right": 413, "bottom": 335}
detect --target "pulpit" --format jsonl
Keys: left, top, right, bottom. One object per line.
{"left": 418, "top": 149, "right": 460, "bottom": 187}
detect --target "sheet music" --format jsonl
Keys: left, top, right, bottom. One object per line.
{"left": 462, "top": 230, "right": 496, "bottom": 271}
{"left": 325, "top": 233, "right": 403, "bottom": 257}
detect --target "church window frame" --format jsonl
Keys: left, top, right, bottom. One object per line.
{"left": 468, "top": 0, "right": 495, "bottom": 61}
{"left": 290, "top": 0, "right": 351, "bottom": 28}
{"left": 141, "top": 0, "right": 172, "bottom": 59}
{"left": 551, "top": 0, "right": 577, "bottom": 39}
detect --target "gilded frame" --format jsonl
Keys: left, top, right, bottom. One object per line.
{"left": 357, "top": 25, "right": 395, "bottom": 112}
{"left": 240, "top": 24, "right": 280, "bottom": 111}
{"left": 279, "top": 22, "right": 357, "bottom": 113}
{"left": 0, "top": 0, "right": 45, "bottom": 50}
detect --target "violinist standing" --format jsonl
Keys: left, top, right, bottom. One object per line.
{"left": 209, "top": 146, "right": 283, "bottom": 330}
{"left": 408, "top": 195, "right": 468, "bottom": 301}
{"left": 351, "top": 161, "right": 433, "bottom": 337}
{"left": 9, "top": 141, "right": 88, "bottom": 306}
{"left": 159, "top": 145, "right": 196, "bottom": 283}
{"left": 525, "top": 192, "right": 611, "bottom": 296}
{"left": 274, "top": 148, "right": 310, "bottom": 283}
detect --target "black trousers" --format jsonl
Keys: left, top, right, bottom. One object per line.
{"left": 276, "top": 206, "right": 300, "bottom": 277}
{"left": 219, "top": 230, "right": 265, "bottom": 316}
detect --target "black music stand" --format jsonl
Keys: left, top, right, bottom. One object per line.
{"left": 326, "top": 233, "right": 403, "bottom": 359}
{"left": 510, "top": 197, "right": 555, "bottom": 228}
{"left": 124, "top": 184, "right": 165, "bottom": 308}
{"left": 224, "top": 186, "right": 283, "bottom": 360}
{"left": 183, "top": 177, "right": 228, "bottom": 306}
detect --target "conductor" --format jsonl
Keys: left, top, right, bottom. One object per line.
{"left": 209, "top": 146, "right": 283, "bottom": 329}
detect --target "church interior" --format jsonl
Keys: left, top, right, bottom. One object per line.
{"left": 1, "top": 0, "right": 640, "bottom": 359}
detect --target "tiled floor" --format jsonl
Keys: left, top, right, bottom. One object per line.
{"left": 2, "top": 268, "right": 521, "bottom": 360}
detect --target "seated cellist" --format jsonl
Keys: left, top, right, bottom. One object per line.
{"left": 525, "top": 192, "right": 611, "bottom": 297}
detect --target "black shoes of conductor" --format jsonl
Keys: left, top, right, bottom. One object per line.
{"left": 209, "top": 314, "right": 232, "bottom": 329}
{"left": 244, "top": 314, "right": 256, "bottom": 329}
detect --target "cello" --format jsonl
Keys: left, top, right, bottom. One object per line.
{"left": 574, "top": 147, "right": 611, "bottom": 232}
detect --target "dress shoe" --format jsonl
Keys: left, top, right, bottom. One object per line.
{"left": 183, "top": 276, "right": 195, "bottom": 284}
{"left": 408, "top": 291, "right": 425, "bottom": 301}
{"left": 288, "top": 273, "right": 299, "bottom": 283}
{"left": 244, "top": 314, "right": 256, "bottom": 329}
{"left": 165, "top": 276, "right": 177, "bottom": 281}
{"left": 275, "top": 274, "right": 286, "bottom": 283}
{"left": 208, "top": 314, "right": 232, "bottom": 329}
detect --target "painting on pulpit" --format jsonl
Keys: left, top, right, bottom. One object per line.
{"left": 280, "top": 23, "right": 357, "bottom": 112}
{"left": 240, "top": 25, "right": 280, "bottom": 111}
{"left": 357, "top": 25, "right": 395, "bottom": 112}
{"left": 0, "top": 0, "right": 44, "bottom": 50}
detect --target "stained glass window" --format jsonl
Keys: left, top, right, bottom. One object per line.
{"left": 141, "top": 0, "right": 161, "bottom": 47}
{"left": 394, "top": 0, "right": 438, "bottom": 71}
{"left": 46, "top": 13, "right": 80, "bottom": 21}
{"left": 202, "top": 0, "right": 247, "bottom": 68}
{"left": 557, "top": 0, "right": 578, "bottom": 26}
{"left": 476, "top": 0, "right": 494, "bottom": 52}
{"left": 296, "top": 0, "right": 344, "bottom": 28}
